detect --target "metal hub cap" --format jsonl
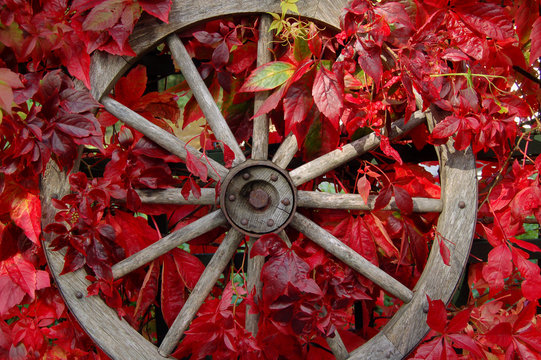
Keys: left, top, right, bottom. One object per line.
{"left": 219, "top": 160, "right": 297, "bottom": 237}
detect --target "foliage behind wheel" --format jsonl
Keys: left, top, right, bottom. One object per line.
{"left": 41, "top": 1, "right": 478, "bottom": 359}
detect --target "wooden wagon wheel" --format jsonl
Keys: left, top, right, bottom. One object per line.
{"left": 40, "top": 1, "right": 478, "bottom": 359}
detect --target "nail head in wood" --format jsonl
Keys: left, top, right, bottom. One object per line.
{"left": 75, "top": 291, "right": 83, "bottom": 299}
{"left": 242, "top": 172, "right": 251, "bottom": 180}
{"left": 267, "top": 219, "right": 275, "bottom": 227}
{"left": 228, "top": 194, "right": 236, "bottom": 201}
{"left": 281, "top": 198, "right": 290, "bottom": 206}
{"left": 270, "top": 174, "right": 278, "bottom": 181}
{"left": 458, "top": 201, "right": 466, "bottom": 209}
{"left": 241, "top": 218, "right": 249, "bottom": 226}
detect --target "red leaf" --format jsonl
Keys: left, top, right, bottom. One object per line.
{"left": 412, "top": 336, "right": 443, "bottom": 360}
{"left": 354, "top": 39, "right": 383, "bottom": 87}
{"left": 485, "top": 322, "right": 513, "bottom": 348}
{"left": 438, "top": 236, "right": 451, "bottom": 266}
{"left": 393, "top": 185, "right": 413, "bottom": 214}
{"left": 482, "top": 244, "right": 513, "bottom": 296}
{"left": 312, "top": 66, "right": 344, "bottom": 129}
{"left": 222, "top": 143, "right": 235, "bottom": 168}
{"left": 430, "top": 116, "right": 461, "bottom": 140}
{"left": 283, "top": 81, "right": 314, "bottom": 136}
{"left": 1, "top": 254, "right": 50, "bottom": 302}
{"left": 139, "top": 0, "right": 171, "bottom": 23}
{"left": 374, "top": 186, "right": 392, "bottom": 210}
{"left": 426, "top": 297, "right": 447, "bottom": 334}
{"left": 212, "top": 41, "right": 230, "bottom": 69}
{"left": 455, "top": 2, "right": 515, "bottom": 41}
{"left": 0, "top": 275, "right": 25, "bottom": 315}
{"left": 0, "top": 68, "right": 23, "bottom": 113}
{"left": 133, "top": 260, "right": 159, "bottom": 325}
{"left": 380, "top": 136, "right": 402, "bottom": 164}
{"left": 189, "top": 177, "right": 201, "bottom": 199}
{"left": 185, "top": 151, "right": 208, "bottom": 182}
{"left": 10, "top": 191, "right": 41, "bottom": 245}
{"left": 531, "top": 17, "right": 541, "bottom": 65}
{"left": 357, "top": 175, "right": 370, "bottom": 205}
{"left": 446, "top": 308, "right": 471, "bottom": 333}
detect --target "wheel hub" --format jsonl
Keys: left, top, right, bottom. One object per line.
{"left": 220, "top": 160, "right": 297, "bottom": 237}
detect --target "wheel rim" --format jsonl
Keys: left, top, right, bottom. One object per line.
{"left": 40, "top": 1, "right": 478, "bottom": 359}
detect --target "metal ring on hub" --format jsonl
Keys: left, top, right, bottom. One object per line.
{"left": 219, "top": 160, "right": 297, "bottom": 237}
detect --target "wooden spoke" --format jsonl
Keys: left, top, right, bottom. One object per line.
{"left": 290, "top": 213, "right": 414, "bottom": 303}
{"left": 136, "top": 188, "right": 216, "bottom": 205}
{"left": 326, "top": 331, "right": 348, "bottom": 360}
{"left": 298, "top": 191, "right": 443, "bottom": 212}
{"left": 166, "top": 35, "right": 246, "bottom": 165}
{"left": 246, "top": 237, "right": 265, "bottom": 335}
{"left": 272, "top": 133, "right": 298, "bottom": 168}
{"left": 101, "top": 97, "right": 228, "bottom": 181}
{"left": 112, "top": 210, "right": 226, "bottom": 279}
{"left": 251, "top": 14, "right": 273, "bottom": 161}
{"left": 158, "top": 229, "right": 245, "bottom": 356}
{"left": 289, "top": 111, "right": 426, "bottom": 186}
{"left": 245, "top": 14, "right": 273, "bottom": 335}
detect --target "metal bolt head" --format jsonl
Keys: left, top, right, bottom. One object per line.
{"left": 75, "top": 291, "right": 83, "bottom": 299}
{"left": 270, "top": 174, "right": 278, "bottom": 182}
{"left": 267, "top": 219, "right": 275, "bottom": 227}
{"left": 228, "top": 194, "right": 236, "bottom": 201}
{"left": 241, "top": 218, "right": 249, "bottom": 226}
{"left": 242, "top": 172, "right": 250, "bottom": 180}
{"left": 281, "top": 198, "right": 290, "bottom": 206}
{"left": 458, "top": 201, "right": 466, "bottom": 209}
{"left": 248, "top": 189, "right": 270, "bottom": 210}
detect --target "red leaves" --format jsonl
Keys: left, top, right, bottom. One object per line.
{"left": 161, "top": 249, "right": 205, "bottom": 327}
{"left": 9, "top": 190, "right": 41, "bottom": 245}
{"left": 0, "top": 254, "right": 50, "bottom": 315}
{"left": 312, "top": 66, "right": 344, "bottom": 130}
{"left": 413, "top": 297, "right": 484, "bottom": 359}
{"left": 0, "top": 68, "right": 23, "bottom": 113}
{"left": 530, "top": 17, "right": 541, "bottom": 65}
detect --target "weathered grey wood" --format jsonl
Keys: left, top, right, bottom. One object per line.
{"left": 101, "top": 96, "right": 228, "bottom": 181}
{"left": 251, "top": 14, "right": 273, "bottom": 161}
{"left": 326, "top": 331, "right": 349, "bottom": 360}
{"left": 112, "top": 210, "right": 226, "bottom": 279}
{"left": 41, "top": 163, "right": 170, "bottom": 360}
{"left": 246, "top": 237, "right": 265, "bottom": 335}
{"left": 289, "top": 111, "right": 426, "bottom": 186}
{"left": 166, "top": 35, "right": 245, "bottom": 165}
{"left": 245, "top": 16, "right": 273, "bottom": 334}
{"left": 89, "top": 0, "right": 348, "bottom": 101}
{"left": 272, "top": 133, "right": 298, "bottom": 168}
{"left": 298, "top": 191, "right": 443, "bottom": 212}
{"left": 136, "top": 188, "right": 216, "bottom": 205}
{"left": 348, "top": 332, "right": 403, "bottom": 360}
{"left": 158, "top": 229, "right": 245, "bottom": 356}
{"left": 290, "top": 213, "right": 414, "bottom": 303}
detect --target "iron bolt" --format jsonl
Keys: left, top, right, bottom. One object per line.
{"left": 281, "top": 198, "right": 290, "bottom": 206}
{"left": 241, "top": 218, "right": 249, "bottom": 226}
{"left": 75, "top": 291, "right": 83, "bottom": 299}
{"left": 267, "top": 219, "right": 275, "bottom": 227}
{"left": 242, "top": 172, "right": 250, "bottom": 180}
{"left": 228, "top": 194, "right": 236, "bottom": 201}
{"left": 458, "top": 201, "right": 466, "bottom": 209}
{"left": 270, "top": 174, "right": 278, "bottom": 181}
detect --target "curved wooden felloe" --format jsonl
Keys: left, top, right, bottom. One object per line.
{"left": 41, "top": 1, "right": 477, "bottom": 359}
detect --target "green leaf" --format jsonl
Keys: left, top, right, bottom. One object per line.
{"left": 239, "top": 61, "right": 296, "bottom": 92}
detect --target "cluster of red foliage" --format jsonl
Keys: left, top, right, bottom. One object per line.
{"left": 0, "top": 0, "right": 540, "bottom": 359}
